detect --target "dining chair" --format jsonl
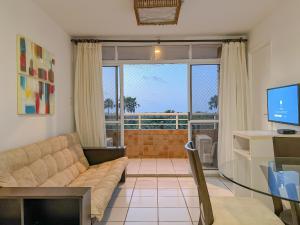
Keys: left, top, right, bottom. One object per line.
{"left": 261, "top": 163, "right": 300, "bottom": 223}
{"left": 271, "top": 137, "right": 300, "bottom": 223}
{"left": 185, "top": 141, "right": 284, "bottom": 225}
{"left": 273, "top": 137, "right": 300, "bottom": 170}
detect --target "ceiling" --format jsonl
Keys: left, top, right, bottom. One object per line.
{"left": 32, "top": 0, "right": 281, "bottom": 37}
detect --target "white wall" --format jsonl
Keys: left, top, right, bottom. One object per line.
{"left": 0, "top": 0, "right": 74, "bottom": 150}
{"left": 248, "top": 0, "right": 300, "bottom": 131}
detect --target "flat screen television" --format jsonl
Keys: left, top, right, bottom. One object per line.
{"left": 267, "top": 84, "right": 300, "bottom": 126}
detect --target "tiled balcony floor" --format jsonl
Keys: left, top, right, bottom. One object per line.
{"left": 97, "top": 176, "right": 233, "bottom": 225}
{"left": 127, "top": 158, "right": 192, "bottom": 176}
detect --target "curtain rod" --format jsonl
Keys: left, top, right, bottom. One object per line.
{"left": 71, "top": 38, "right": 247, "bottom": 44}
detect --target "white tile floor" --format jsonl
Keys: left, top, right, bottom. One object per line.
{"left": 97, "top": 176, "right": 233, "bottom": 225}
{"left": 127, "top": 158, "right": 191, "bottom": 176}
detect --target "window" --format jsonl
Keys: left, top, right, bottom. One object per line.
{"left": 102, "top": 43, "right": 220, "bottom": 169}
{"left": 124, "top": 64, "right": 188, "bottom": 129}
{"left": 102, "top": 66, "right": 121, "bottom": 146}
{"left": 191, "top": 64, "right": 219, "bottom": 120}
{"left": 102, "top": 44, "right": 221, "bottom": 61}
{"left": 190, "top": 64, "right": 219, "bottom": 169}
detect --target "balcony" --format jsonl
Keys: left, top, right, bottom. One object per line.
{"left": 106, "top": 112, "right": 219, "bottom": 173}
{"left": 124, "top": 113, "right": 188, "bottom": 159}
{"left": 103, "top": 64, "right": 219, "bottom": 174}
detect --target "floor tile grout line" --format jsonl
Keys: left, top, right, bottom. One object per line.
{"left": 109, "top": 176, "right": 226, "bottom": 224}
{"left": 178, "top": 176, "right": 194, "bottom": 223}
{"left": 137, "top": 158, "right": 142, "bottom": 174}
{"left": 157, "top": 175, "right": 159, "bottom": 223}
{"left": 171, "top": 158, "right": 177, "bottom": 174}
{"left": 123, "top": 177, "right": 137, "bottom": 224}
{"left": 138, "top": 158, "right": 158, "bottom": 175}
{"left": 128, "top": 158, "right": 193, "bottom": 177}
{"left": 114, "top": 177, "right": 227, "bottom": 225}
{"left": 136, "top": 158, "right": 142, "bottom": 175}
{"left": 109, "top": 206, "right": 200, "bottom": 208}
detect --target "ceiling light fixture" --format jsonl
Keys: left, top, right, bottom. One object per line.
{"left": 134, "top": 0, "right": 182, "bottom": 25}
{"left": 154, "top": 48, "right": 161, "bottom": 54}
{"left": 154, "top": 46, "right": 161, "bottom": 60}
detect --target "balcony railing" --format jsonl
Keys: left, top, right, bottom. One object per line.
{"left": 105, "top": 112, "right": 219, "bottom": 161}
{"left": 123, "top": 112, "right": 218, "bottom": 130}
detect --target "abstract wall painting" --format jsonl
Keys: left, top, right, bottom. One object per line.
{"left": 18, "top": 75, "right": 55, "bottom": 114}
{"left": 17, "top": 35, "right": 55, "bottom": 115}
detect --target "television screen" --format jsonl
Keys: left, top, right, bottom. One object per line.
{"left": 267, "top": 84, "right": 300, "bottom": 125}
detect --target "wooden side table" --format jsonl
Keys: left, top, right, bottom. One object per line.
{"left": 0, "top": 187, "right": 91, "bottom": 225}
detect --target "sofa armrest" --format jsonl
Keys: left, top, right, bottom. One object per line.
{"left": 83, "top": 146, "right": 126, "bottom": 165}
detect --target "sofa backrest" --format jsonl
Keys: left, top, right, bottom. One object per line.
{"left": 0, "top": 133, "right": 89, "bottom": 187}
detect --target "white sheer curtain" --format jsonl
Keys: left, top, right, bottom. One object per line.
{"left": 218, "top": 42, "right": 250, "bottom": 175}
{"left": 74, "top": 43, "right": 106, "bottom": 147}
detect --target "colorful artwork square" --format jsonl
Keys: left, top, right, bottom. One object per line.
{"left": 17, "top": 35, "right": 55, "bottom": 115}
{"left": 17, "top": 75, "right": 55, "bottom": 115}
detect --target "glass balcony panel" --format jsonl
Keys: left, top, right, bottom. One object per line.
{"left": 191, "top": 122, "right": 219, "bottom": 169}
{"left": 105, "top": 123, "right": 121, "bottom": 147}
{"left": 191, "top": 65, "right": 219, "bottom": 121}
{"left": 103, "top": 66, "right": 120, "bottom": 121}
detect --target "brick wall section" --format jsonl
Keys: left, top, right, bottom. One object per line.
{"left": 125, "top": 130, "right": 188, "bottom": 158}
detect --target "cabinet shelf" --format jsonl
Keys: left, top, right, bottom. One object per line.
{"left": 233, "top": 148, "right": 251, "bottom": 160}
{"left": 232, "top": 130, "right": 276, "bottom": 208}
{"left": 0, "top": 187, "right": 91, "bottom": 225}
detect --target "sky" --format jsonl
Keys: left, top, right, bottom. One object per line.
{"left": 103, "top": 64, "right": 218, "bottom": 113}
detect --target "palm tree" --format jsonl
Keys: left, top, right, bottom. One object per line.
{"left": 164, "top": 109, "right": 175, "bottom": 113}
{"left": 124, "top": 97, "right": 140, "bottom": 113}
{"left": 208, "top": 95, "right": 218, "bottom": 111}
{"left": 104, "top": 98, "right": 114, "bottom": 114}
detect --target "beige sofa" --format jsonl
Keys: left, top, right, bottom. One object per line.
{"left": 0, "top": 133, "right": 128, "bottom": 221}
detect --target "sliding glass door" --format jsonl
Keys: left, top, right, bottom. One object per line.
{"left": 102, "top": 66, "right": 124, "bottom": 147}
{"left": 188, "top": 64, "right": 220, "bottom": 169}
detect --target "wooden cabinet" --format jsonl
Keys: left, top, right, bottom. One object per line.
{"left": 0, "top": 187, "right": 91, "bottom": 225}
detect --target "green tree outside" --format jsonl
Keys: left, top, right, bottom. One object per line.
{"left": 208, "top": 95, "right": 218, "bottom": 111}
{"left": 124, "top": 96, "right": 140, "bottom": 113}
{"left": 104, "top": 98, "right": 114, "bottom": 114}
{"left": 164, "top": 109, "right": 175, "bottom": 113}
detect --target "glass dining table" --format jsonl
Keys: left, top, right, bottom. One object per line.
{"left": 219, "top": 157, "right": 300, "bottom": 225}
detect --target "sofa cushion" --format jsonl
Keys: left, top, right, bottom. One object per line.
{"left": 12, "top": 167, "right": 38, "bottom": 187}
{"left": 43, "top": 155, "right": 58, "bottom": 177}
{"left": 29, "top": 159, "right": 49, "bottom": 184}
{"left": 69, "top": 157, "right": 128, "bottom": 220}
{"left": 0, "top": 133, "right": 89, "bottom": 187}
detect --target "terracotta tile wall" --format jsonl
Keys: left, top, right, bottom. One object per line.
{"left": 125, "top": 130, "right": 188, "bottom": 158}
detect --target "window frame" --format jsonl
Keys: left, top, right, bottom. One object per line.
{"left": 102, "top": 43, "right": 221, "bottom": 146}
